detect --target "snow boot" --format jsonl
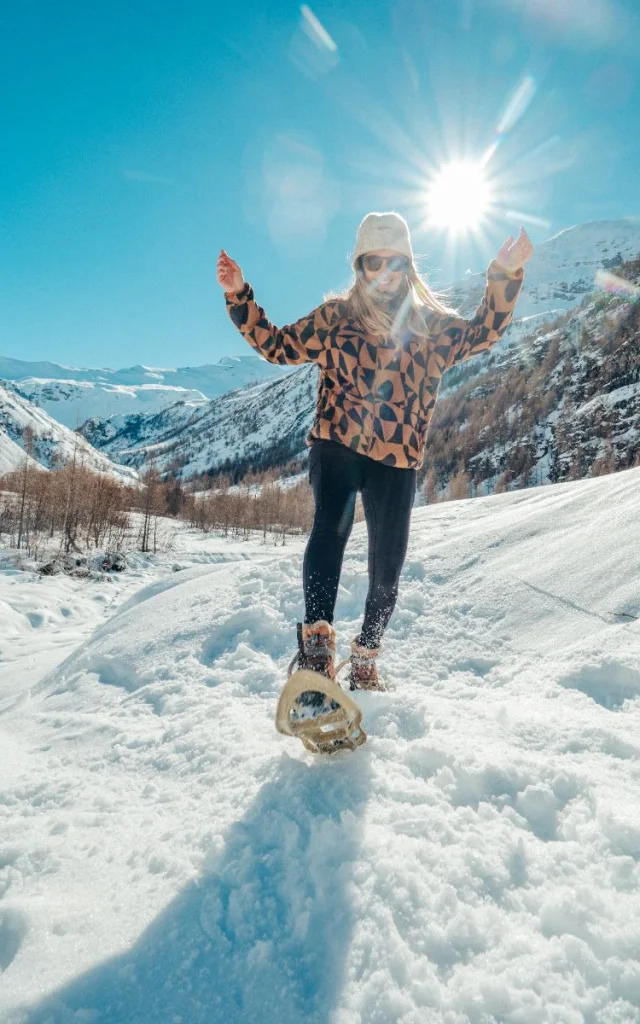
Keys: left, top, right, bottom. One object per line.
{"left": 285, "top": 620, "right": 340, "bottom": 717}
{"left": 289, "top": 620, "right": 338, "bottom": 681}
{"left": 348, "top": 637, "right": 386, "bottom": 691}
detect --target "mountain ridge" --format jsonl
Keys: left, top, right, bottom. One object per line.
{"left": 0, "top": 355, "right": 293, "bottom": 429}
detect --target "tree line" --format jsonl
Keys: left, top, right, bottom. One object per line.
{"left": 0, "top": 450, "right": 366, "bottom": 562}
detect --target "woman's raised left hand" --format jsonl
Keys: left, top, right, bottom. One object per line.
{"left": 495, "top": 227, "right": 534, "bottom": 273}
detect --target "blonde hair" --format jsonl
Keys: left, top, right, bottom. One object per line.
{"left": 332, "top": 257, "right": 461, "bottom": 341}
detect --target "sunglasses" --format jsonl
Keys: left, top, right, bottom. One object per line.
{"left": 361, "top": 254, "right": 410, "bottom": 273}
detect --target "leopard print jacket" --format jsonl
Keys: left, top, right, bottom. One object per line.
{"left": 225, "top": 258, "right": 524, "bottom": 470}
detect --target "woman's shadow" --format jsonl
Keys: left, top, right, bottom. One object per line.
{"left": 22, "top": 750, "right": 372, "bottom": 1024}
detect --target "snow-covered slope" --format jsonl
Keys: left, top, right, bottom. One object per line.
{"left": 0, "top": 433, "right": 42, "bottom": 475}
{"left": 81, "top": 364, "right": 319, "bottom": 476}
{"left": 0, "top": 356, "right": 291, "bottom": 427}
{"left": 0, "top": 381, "right": 137, "bottom": 481}
{"left": 2, "top": 467, "right": 640, "bottom": 1022}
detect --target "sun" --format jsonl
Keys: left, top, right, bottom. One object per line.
{"left": 424, "top": 161, "right": 493, "bottom": 234}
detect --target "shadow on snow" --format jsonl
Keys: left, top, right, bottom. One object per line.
{"left": 22, "top": 751, "right": 372, "bottom": 1024}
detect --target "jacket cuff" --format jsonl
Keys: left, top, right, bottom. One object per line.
{"left": 487, "top": 258, "right": 524, "bottom": 280}
{"left": 225, "top": 282, "right": 253, "bottom": 304}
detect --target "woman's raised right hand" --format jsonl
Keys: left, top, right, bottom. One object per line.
{"left": 217, "top": 250, "right": 245, "bottom": 295}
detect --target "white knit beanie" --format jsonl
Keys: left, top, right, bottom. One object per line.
{"left": 351, "top": 211, "right": 414, "bottom": 268}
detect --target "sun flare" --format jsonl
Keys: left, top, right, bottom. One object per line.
{"left": 424, "top": 161, "right": 493, "bottom": 234}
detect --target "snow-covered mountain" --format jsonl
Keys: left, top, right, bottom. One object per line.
{"left": 0, "top": 355, "right": 291, "bottom": 428}
{"left": 2, "top": 467, "right": 640, "bottom": 1021}
{"left": 0, "top": 381, "right": 138, "bottom": 481}
{"left": 0, "top": 431, "right": 42, "bottom": 476}
{"left": 11, "top": 379, "right": 209, "bottom": 431}
{"left": 81, "top": 366, "right": 319, "bottom": 477}
{"left": 431, "top": 218, "right": 640, "bottom": 374}
{"left": 422, "top": 250, "right": 640, "bottom": 495}
{"left": 81, "top": 219, "right": 640, "bottom": 483}
{"left": 445, "top": 217, "right": 640, "bottom": 323}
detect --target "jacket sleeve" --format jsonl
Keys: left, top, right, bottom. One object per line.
{"left": 437, "top": 259, "right": 525, "bottom": 369}
{"left": 225, "top": 283, "right": 340, "bottom": 366}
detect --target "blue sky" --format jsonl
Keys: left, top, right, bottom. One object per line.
{"left": 1, "top": 0, "right": 639, "bottom": 369}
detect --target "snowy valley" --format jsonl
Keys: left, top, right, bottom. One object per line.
{"left": 2, "top": 216, "right": 640, "bottom": 1021}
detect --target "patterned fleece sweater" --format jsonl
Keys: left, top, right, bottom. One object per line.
{"left": 225, "top": 258, "right": 524, "bottom": 470}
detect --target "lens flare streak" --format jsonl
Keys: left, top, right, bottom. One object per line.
{"left": 496, "top": 76, "right": 537, "bottom": 136}
{"left": 595, "top": 270, "right": 640, "bottom": 302}
{"left": 300, "top": 5, "right": 337, "bottom": 52}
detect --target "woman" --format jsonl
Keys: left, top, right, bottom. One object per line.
{"left": 217, "top": 212, "right": 532, "bottom": 692}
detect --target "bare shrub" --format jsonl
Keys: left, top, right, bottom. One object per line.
{"left": 180, "top": 466, "right": 362, "bottom": 543}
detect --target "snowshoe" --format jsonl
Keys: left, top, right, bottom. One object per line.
{"left": 275, "top": 621, "right": 367, "bottom": 754}
{"left": 275, "top": 668, "right": 367, "bottom": 754}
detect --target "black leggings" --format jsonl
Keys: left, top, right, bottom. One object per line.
{"left": 303, "top": 440, "right": 417, "bottom": 648}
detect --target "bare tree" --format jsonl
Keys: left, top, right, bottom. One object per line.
{"left": 16, "top": 427, "right": 35, "bottom": 549}
{"left": 139, "top": 463, "right": 163, "bottom": 553}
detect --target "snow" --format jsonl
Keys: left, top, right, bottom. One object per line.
{"left": 2, "top": 467, "right": 640, "bottom": 1022}
{"left": 11, "top": 379, "right": 209, "bottom": 430}
{"left": 575, "top": 382, "right": 640, "bottom": 421}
